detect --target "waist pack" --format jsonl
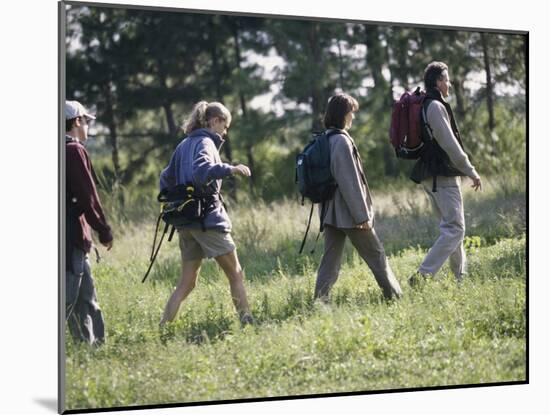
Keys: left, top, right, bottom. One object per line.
{"left": 158, "top": 183, "right": 209, "bottom": 227}
{"left": 142, "top": 184, "right": 217, "bottom": 283}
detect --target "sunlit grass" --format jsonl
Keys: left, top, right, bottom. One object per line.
{"left": 65, "top": 177, "right": 526, "bottom": 410}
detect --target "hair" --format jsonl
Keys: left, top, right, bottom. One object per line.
{"left": 323, "top": 93, "right": 359, "bottom": 129}
{"left": 424, "top": 61, "right": 448, "bottom": 90}
{"left": 66, "top": 118, "right": 78, "bottom": 132}
{"left": 182, "top": 101, "right": 232, "bottom": 134}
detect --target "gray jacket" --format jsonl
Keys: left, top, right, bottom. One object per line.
{"left": 321, "top": 131, "right": 374, "bottom": 229}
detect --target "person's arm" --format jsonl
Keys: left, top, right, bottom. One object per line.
{"left": 331, "top": 137, "right": 371, "bottom": 225}
{"left": 427, "top": 101, "right": 480, "bottom": 180}
{"left": 192, "top": 138, "right": 234, "bottom": 186}
{"left": 159, "top": 152, "right": 177, "bottom": 190}
{"left": 66, "top": 144, "right": 113, "bottom": 244}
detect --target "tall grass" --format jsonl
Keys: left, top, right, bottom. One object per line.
{"left": 65, "top": 176, "right": 526, "bottom": 411}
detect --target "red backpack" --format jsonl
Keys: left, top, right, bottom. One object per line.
{"left": 389, "top": 86, "right": 427, "bottom": 159}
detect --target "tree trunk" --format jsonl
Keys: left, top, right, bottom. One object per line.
{"left": 309, "top": 22, "right": 324, "bottom": 132}
{"left": 103, "top": 80, "right": 124, "bottom": 206}
{"left": 210, "top": 20, "right": 236, "bottom": 200}
{"left": 162, "top": 101, "right": 178, "bottom": 138}
{"left": 337, "top": 39, "right": 345, "bottom": 90}
{"left": 381, "top": 28, "right": 399, "bottom": 176}
{"left": 382, "top": 28, "right": 396, "bottom": 107}
{"left": 103, "top": 82, "right": 121, "bottom": 180}
{"left": 156, "top": 60, "right": 178, "bottom": 137}
{"left": 365, "top": 26, "right": 387, "bottom": 89}
{"left": 452, "top": 76, "right": 466, "bottom": 120}
{"left": 481, "top": 33, "right": 495, "bottom": 131}
{"left": 232, "top": 22, "right": 256, "bottom": 196}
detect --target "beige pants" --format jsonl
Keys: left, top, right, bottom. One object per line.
{"left": 178, "top": 228, "right": 236, "bottom": 260}
{"left": 418, "top": 180, "right": 466, "bottom": 279}
{"left": 315, "top": 225, "right": 402, "bottom": 300}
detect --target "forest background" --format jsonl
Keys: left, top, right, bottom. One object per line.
{"left": 65, "top": 4, "right": 526, "bottom": 214}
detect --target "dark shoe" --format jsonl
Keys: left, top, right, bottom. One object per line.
{"left": 159, "top": 323, "right": 175, "bottom": 345}
{"left": 240, "top": 313, "right": 255, "bottom": 326}
{"left": 408, "top": 271, "right": 427, "bottom": 288}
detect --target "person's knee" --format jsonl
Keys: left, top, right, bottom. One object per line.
{"left": 445, "top": 222, "right": 465, "bottom": 240}
{"left": 453, "top": 223, "right": 466, "bottom": 240}
{"left": 176, "top": 275, "right": 197, "bottom": 294}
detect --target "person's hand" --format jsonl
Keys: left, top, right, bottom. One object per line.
{"left": 102, "top": 240, "right": 113, "bottom": 251}
{"left": 231, "top": 164, "right": 251, "bottom": 177}
{"left": 357, "top": 220, "right": 372, "bottom": 230}
{"left": 471, "top": 176, "right": 482, "bottom": 192}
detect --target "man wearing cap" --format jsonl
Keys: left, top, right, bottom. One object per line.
{"left": 65, "top": 100, "right": 113, "bottom": 345}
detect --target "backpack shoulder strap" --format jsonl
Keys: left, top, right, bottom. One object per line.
{"left": 421, "top": 98, "right": 436, "bottom": 142}
{"left": 334, "top": 130, "right": 368, "bottom": 186}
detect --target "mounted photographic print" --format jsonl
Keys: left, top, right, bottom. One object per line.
{"left": 59, "top": 0, "right": 527, "bottom": 413}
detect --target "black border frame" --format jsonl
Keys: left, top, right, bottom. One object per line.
{"left": 58, "top": 1, "right": 529, "bottom": 413}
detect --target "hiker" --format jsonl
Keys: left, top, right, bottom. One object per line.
{"left": 65, "top": 100, "right": 113, "bottom": 345}
{"left": 159, "top": 101, "right": 254, "bottom": 326}
{"left": 408, "top": 61, "right": 482, "bottom": 286}
{"left": 314, "top": 93, "right": 402, "bottom": 301}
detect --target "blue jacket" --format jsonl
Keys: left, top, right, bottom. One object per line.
{"left": 160, "top": 128, "right": 233, "bottom": 232}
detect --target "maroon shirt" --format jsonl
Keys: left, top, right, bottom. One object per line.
{"left": 66, "top": 136, "right": 113, "bottom": 253}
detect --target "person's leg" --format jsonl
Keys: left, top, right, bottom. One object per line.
{"left": 346, "top": 228, "right": 402, "bottom": 299}
{"left": 449, "top": 236, "right": 467, "bottom": 281}
{"left": 66, "top": 248, "right": 84, "bottom": 322}
{"left": 418, "top": 184, "right": 465, "bottom": 277}
{"left": 160, "top": 230, "right": 204, "bottom": 325}
{"left": 74, "top": 254, "right": 106, "bottom": 344}
{"left": 160, "top": 258, "right": 202, "bottom": 325}
{"left": 314, "top": 226, "right": 346, "bottom": 301}
{"left": 66, "top": 248, "right": 91, "bottom": 343}
{"left": 214, "top": 249, "right": 251, "bottom": 320}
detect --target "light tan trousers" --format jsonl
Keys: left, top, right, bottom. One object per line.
{"left": 418, "top": 181, "right": 467, "bottom": 279}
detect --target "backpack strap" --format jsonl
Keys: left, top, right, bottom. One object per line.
{"left": 421, "top": 99, "right": 435, "bottom": 142}
{"left": 299, "top": 199, "right": 332, "bottom": 255}
{"left": 142, "top": 214, "right": 171, "bottom": 283}
{"left": 299, "top": 203, "right": 315, "bottom": 254}
{"left": 310, "top": 201, "right": 329, "bottom": 254}
{"left": 421, "top": 99, "right": 438, "bottom": 193}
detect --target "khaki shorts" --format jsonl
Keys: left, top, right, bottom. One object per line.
{"left": 178, "top": 228, "right": 236, "bottom": 260}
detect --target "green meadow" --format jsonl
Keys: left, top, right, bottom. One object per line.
{"left": 65, "top": 177, "right": 526, "bottom": 411}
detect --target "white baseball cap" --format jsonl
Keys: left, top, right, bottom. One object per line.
{"left": 65, "top": 100, "right": 96, "bottom": 120}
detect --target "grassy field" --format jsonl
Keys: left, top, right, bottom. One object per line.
{"left": 64, "top": 177, "right": 526, "bottom": 411}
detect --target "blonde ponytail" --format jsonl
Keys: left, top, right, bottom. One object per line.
{"left": 182, "top": 101, "right": 232, "bottom": 134}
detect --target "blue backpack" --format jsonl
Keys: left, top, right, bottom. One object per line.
{"left": 295, "top": 129, "right": 342, "bottom": 253}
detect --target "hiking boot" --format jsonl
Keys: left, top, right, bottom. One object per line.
{"left": 240, "top": 313, "right": 255, "bottom": 326}
{"left": 158, "top": 322, "right": 175, "bottom": 345}
{"left": 408, "top": 271, "right": 427, "bottom": 288}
